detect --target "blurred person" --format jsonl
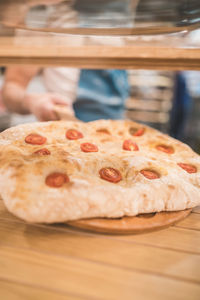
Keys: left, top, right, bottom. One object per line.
{"left": 2, "top": 66, "right": 129, "bottom": 122}
{"left": 1, "top": 0, "right": 132, "bottom": 121}
{"left": 169, "top": 72, "right": 192, "bottom": 141}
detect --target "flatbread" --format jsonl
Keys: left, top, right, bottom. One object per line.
{"left": 0, "top": 120, "right": 199, "bottom": 223}
{"left": 53, "top": 104, "right": 78, "bottom": 121}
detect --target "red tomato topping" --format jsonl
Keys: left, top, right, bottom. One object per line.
{"left": 45, "top": 172, "right": 69, "bottom": 188}
{"left": 99, "top": 167, "right": 122, "bottom": 183}
{"left": 34, "top": 148, "right": 51, "bottom": 155}
{"left": 156, "top": 144, "right": 174, "bottom": 154}
{"left": 80, "top": 143, "right": 98, "bottom": 153}
{"left": 25, "top": 133, "right": 47, "bottom": 145}
{"left": 130, "top": 127, "right": 145, "bottom": 136}
{"left": 140, "top": 169, "right": 160, "bottom": 180}
{"left": 123, "top": 139, "right": 139, "bottom": 151}
{"left": 66, "top": 129, "right": 83, "bottom": 140}
{"left": 177, "top": 163, "right": 197, "bottom": 174}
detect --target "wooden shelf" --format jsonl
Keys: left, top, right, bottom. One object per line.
{"left": 0, "top": 36, "right": 200, "bottom": 70}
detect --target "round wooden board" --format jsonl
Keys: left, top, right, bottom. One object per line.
{"left": 67, "top": 209, "right": 192, "bottom": 235}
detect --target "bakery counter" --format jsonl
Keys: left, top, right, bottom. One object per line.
{"left": 0, "top": 198, "right": 200, "bottom": 300}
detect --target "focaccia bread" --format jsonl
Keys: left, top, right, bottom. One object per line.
{"left": 0, "top": 120, "right": 199, "bottom": 223}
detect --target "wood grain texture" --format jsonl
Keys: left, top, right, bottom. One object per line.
{"left": 193, "top": 206, "right": 200, "bottom": 214}
{"left": 1, "top": 199, "right": 200, "bottom": 253}
{"left": 0, "top": 198, "right": 200, "bottom": 299}
{"left": 118, "top": 226, "right": 200, "bottom": 254}
{"left": 0, "top": 280, "right": 83, "bottom": 300}
{"left": 0, "top": 218, "right": 200, "bottom": 283}
{"left": 174, "top": 213, "right": 200, "bottom": 231}
{"left": 0, "top": 37, "right": 200, "bottom": 70}
{"left": 1, "top": 245, "right": 200, "bottom": 300}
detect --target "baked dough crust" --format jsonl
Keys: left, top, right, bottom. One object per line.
{"left": 0, "top": 120, "right": 199, "bottom": 223}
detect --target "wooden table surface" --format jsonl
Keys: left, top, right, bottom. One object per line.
{"left": 0, "top": 199, "right": 200, "bottom": 300}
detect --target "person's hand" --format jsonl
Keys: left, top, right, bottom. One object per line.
{"left": 26, "top": 93, "right": 74, "bottom": 121}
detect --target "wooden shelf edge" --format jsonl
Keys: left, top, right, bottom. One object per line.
{"left": 1, "top": 57, "right": 200, "bottom": 70}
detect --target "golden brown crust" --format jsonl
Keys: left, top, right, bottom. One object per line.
{"left": 0, "top": 120, "right": 199, "bottom": 223}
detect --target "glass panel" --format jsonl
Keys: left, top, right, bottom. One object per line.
{"left": 0, "top": 0, "right": 199, "bottom": 35}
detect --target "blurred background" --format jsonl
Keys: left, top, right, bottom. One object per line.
{"left": 1, "top": 67, "right": 200, "bottom": 153}
{"left": 0, "top": 0, "right": 200, "bottom": 153}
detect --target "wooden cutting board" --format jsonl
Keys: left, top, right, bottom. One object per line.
{"left": 67, "top": 209, "right": 192, "bottom": 234}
